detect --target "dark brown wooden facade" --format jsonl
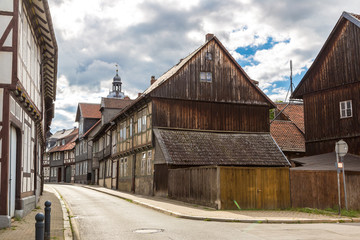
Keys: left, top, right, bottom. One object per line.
{"left": 93, "top": 34, "right": 285, "bottom": 200}
{"left": 293, "top": 12, "right": 360, "bottom": 156}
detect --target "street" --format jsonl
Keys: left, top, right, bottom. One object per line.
{"left": 49, "top": 184, "right": 360, "bottom": 240}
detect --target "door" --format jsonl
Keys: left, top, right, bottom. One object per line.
{"left": 9, "top": 126, "right": 17, "bottom": 217}
{"left": 65, "top": 166, "right": 71, "bottom": 183}
{"left": 57, "top": 167, "right": 62, "bottom": 182}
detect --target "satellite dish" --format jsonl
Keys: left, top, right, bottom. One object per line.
{"left": 335, "top": 140, "right": 348, "bottom": 157}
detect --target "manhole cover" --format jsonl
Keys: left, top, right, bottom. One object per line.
{"left": 133, "top": 228, "right": 164, "bottom": 234}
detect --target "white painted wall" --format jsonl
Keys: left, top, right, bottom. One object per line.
{"left": 0, "top": 0, "right": 13, "bottom": 12}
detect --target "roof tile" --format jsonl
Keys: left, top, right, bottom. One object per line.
{"left": 154, "top": 129, "right": 290, "bottom": 166}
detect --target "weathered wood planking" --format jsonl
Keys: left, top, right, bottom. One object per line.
{"left": 152, "top": 98, "right": 269, "bottom": 132}
{"left": 304, "top": 82, "right": 360, "bottom": 155}
{"left": 150, "top": 40, "right": 271, "bottom": 106}
{"left": 168, "top": 166, "right": 290, "bottom": 210}
{"left": 293, "top": 17, "right": 360, "bottom": 156}
{"left": 219, "top": 167, "right": 290, "bottom": 209}
{"left": 290, "top": 170, "right": 360, "bottom": 210}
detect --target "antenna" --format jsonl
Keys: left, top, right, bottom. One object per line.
{"left": 290, "top": 60, "right": 293, "bottom": 96}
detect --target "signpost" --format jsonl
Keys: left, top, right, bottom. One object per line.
{"left": 335, "top": 140, "right": 348, "bottom": 215}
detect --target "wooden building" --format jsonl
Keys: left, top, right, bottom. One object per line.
{"left": 270, "top": 102, "right": 305, "bottom": 160}
{"left": 0, "top": 0, "right": 57, "bottom": 227}
{"left": 99, "top": 34, "right": 290, "bottom": 204}
{"left": 292, "top": 12, "right": 360, "bottom": 156}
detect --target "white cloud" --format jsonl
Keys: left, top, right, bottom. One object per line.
{"left": 47, "top": 0, "right": 360, "bottom": 132}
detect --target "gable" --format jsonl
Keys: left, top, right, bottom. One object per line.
{"left": 75, "top": 103, "right": 101, "bottom": 121}
{"left": 293, "top": 12, "right": 360, "bottom": 98}
{"left": 149, "top": 37, "right": 274, "bottom": 107}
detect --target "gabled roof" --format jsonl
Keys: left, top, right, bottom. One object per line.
{"left": 75, "top": 103, "right": 101, "bottom": 121}
{"left": 100, "top": 97, "right": 134, "bottom": 110}
{"left": 270, "top": 121, "right": 305, "bottom": 153}
{"left": 292, "top": 152, "right": 360, "bottom": 171}
{"left": 154, "top": 128, "right": 290, "bottom": 167}
{"left": 82, "top": 119, "right": 101, "bottom": 139}
{"left": 49, "top": 129, "right": 78, "bottom": 153}
{"left": 276, "top": 103, "right": 305, "bottom": 133}
{"left": 143, "top": 35, "right": 275, "bottom": 108}
{"left": 292, "top": 11, "right": 360, "bottom": 98}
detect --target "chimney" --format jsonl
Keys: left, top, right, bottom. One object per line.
{"left": 151, "top": 76, "right": 156, "bottom": 85}
{"left": 138, "top": 93, "right": 142, "bottom": 98}
{"left": 124, "top": 96, "right": 130, "bottom": 100}
{"left": 206, "top": 33, "right": 214, "bottom": 42}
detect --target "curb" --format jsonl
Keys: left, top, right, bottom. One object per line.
{"left": 82, "top": 186, "right": 356, "bottom": 224}
{"left": 49, "top": 186, "right": 79, "bottom": 240}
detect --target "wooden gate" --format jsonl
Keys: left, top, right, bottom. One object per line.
{"left": 219, "top": 167, "right": 290, "bottom": 209}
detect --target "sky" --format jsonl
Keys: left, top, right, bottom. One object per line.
{"left": 48, "top": 0, "right": 360, "bottom": 133}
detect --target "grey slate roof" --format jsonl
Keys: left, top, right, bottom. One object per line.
{"left": 292, "top": 152, "right": 360, "bottom": 171}
{"left": 153, "top": 128, "right": 290, "bottom": 167}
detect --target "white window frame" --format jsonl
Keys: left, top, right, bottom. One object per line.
{"left": 200, "top": 71, "right": 212, "bottom": 82}
{"left": 340, "top": 100, "right": 352, "bottom": 119}
{"left": 147, "top": 150, "right": 152, "bottom": 175}
{"left": 124, "top": 158, "right": 128, "bottom": 177}
{"left": 141, "top": 152, "right": 146, "bottom": 175}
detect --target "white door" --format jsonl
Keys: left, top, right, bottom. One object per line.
{"left": 9, "top": 126, "right": 17, "bottom": 217}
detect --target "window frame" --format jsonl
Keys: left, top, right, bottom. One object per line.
{"left": 340, "top": 100, "right": 353, "bottom": 119}
{"left": 200, "top": 71, "right": 212, "bottom": 82}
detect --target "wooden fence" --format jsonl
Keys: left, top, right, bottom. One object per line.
{"left": 290, "top": 170, "right": 360, "bottom": 210}
{"left": 168, "top": 166, "right": 290, "bottom": 210}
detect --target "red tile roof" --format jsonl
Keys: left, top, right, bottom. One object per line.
{"left": 276, "top": 103, "right": 305, "bottom": 133}
{"left": 271, "top": 120, "right": 305, "bottom": 153}
{"left": 78, "top": 103, "right": 101, "bottom": 119}
{"left": 49, "top": 130, "right": 78, "bottom": 152}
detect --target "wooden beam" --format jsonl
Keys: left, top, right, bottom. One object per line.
{"left": 0, "top": 18, "right": 14, "bottom": 48}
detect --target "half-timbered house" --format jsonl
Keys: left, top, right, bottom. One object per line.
{"left": 48, "top": 128, "right": 78, "bottom": 183}
{"left": 292, "top": 12, "right": 360, "bottom": 156}
{"left": 106, "top": 34, "right": 290, "bottom": 205}
{"left": 0, "top": 0, "right": 57, "bottom": 227}
{"left": 74, "top": 103, "right": 101, "bottom": 184}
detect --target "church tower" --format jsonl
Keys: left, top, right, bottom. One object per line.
{"left": 107, "top": 66, "right": 125, "bottom": 98}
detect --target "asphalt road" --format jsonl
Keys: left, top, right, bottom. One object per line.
{"left": 51, "top": 184, "right": 360, "bottom": 240}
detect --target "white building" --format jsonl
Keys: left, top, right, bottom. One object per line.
{"left": 0, "top": 0, "right": 57, "bottom": 227}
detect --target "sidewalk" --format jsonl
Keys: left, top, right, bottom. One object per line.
{"left": 83, "top": 185, "right": 360, "bottom": 224}
{"left": 0, "top": 187, "right": 65, "bottom": 240}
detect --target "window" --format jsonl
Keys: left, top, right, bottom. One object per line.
{"left": 137, "top": 118, "right": 141, "bottom": 133}
{"left": 340, "top": 100, "right": 352, "bottom": 118}
{"left": 147, "top": 150, "right": 152, "bottom": 175}
{"left": 200, "top": 72, "right": 212, "bottom": 82}
{"left": 205, "top": 52, "right": 212, "bottom": 60}
{"left": 119, "top": 158, "right": 123, "bottom": 177}
{"left": 142, "top": 115, "right": 147, "bottom": 132}
{"left": 106, "top": 159, "right": 111, "bottom": 177}
{"left": 112, "top": 161, "right": 117, "bottom": 178}
{"left": 129, "top": 119, "right": 133, "bottom": 137}
{"left": 124, "top": 158, "right": 128, "bottom": 177}
{"left": 112, "top": 130, "right": 117, "bottom": 154}
{"left": 141, "top": 152, "right": 146, "bottom": 175}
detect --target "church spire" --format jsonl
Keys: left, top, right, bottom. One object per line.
{"left": 107, "top": 64, "right": 125, "bottom": 98}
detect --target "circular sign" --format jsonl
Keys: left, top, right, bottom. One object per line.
{"left": 335, "top": 140, "right": 348, "bottom": 157}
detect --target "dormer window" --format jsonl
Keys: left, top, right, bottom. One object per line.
{"left": 340, "top": 100, "right": 352, "bottom": 118}
{"left": 200, "top": 72, "right": 212, "bottom": 82}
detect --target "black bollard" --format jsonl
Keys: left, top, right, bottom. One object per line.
{"left": 35, "top": 213, "right": 44, "bottom": 240}
{"left": 44, "top": 201, "right": 51, "bottom": 240}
